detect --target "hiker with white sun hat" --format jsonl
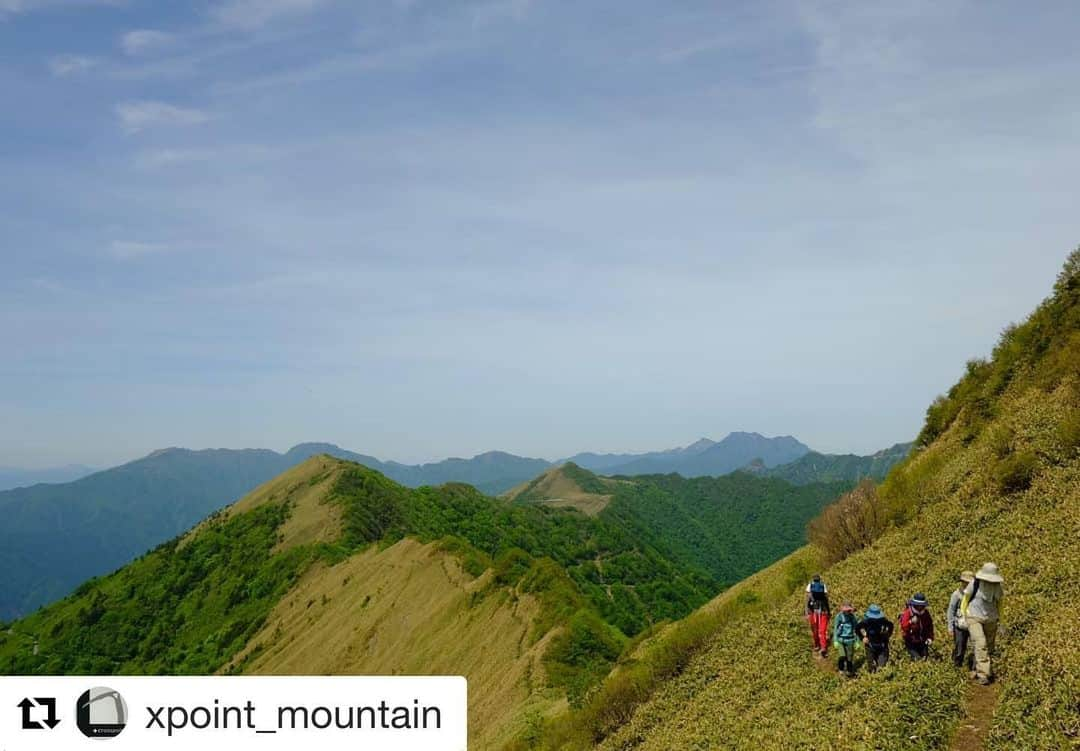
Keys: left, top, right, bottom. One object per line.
{"left": 962, "top": 562, "right": 1005, "bottom": 684}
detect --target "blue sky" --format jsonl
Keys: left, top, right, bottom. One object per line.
{"left": 2, "top": 0, "right": 1078, "bottom": 468}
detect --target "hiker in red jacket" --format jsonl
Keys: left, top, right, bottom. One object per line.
{"left": 804, "top": 575, "right": 831, "bottom": 658}
{"left": 899, "top": 593, "right": 935, "bottom": 660}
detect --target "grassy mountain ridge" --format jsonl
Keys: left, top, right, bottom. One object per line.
{"left": 561, "top": 250, "right": 1080, "bottom": 751}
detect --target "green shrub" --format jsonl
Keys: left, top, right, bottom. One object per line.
{"left": 807, "top": 480, "right": 885, "bottom": 565}
{"left": 994, "top": 450, "right": 1039, "bottom": 494}
{"left": 493, "top": 548, "right": 533, "bottom": 585}
{"left": 543, "top": 609, "right": 626, "bottom": 707}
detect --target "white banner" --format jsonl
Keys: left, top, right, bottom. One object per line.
{"left": 0, "top": 676, "right": 467, "bottom": 751}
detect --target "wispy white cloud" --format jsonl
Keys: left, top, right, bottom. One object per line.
{"left": 121, "top": 29, "right": 174, "bottom": 56}
{"left": 48, "top": 54, "right": 97, "bottom": 76}
{"left": 210, "top": 0, "right": 326, "bottom": 30}
{"left": 116, "top": 100, "right": 210, "bottom": 133}
{"left": 109, "top": 240, "right": 170, "bottom": 260}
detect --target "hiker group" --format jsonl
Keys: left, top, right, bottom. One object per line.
{"left": 804, "top": 562, "right": 1005, "bottom": 684}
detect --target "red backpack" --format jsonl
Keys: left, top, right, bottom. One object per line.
{"left": 899, "top": 607, "right": 932, "bottom": 644}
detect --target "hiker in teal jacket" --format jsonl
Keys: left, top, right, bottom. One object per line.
{"left": 833, "top": 602, "right": 860, "bottom": 677}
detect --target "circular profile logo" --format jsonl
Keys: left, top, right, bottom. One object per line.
{"left": 76, "top": 687, "right": 128, "bottom": 739}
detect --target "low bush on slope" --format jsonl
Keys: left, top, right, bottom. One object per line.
{"left": 591, "top": 250, "right": 1080, "bottom": 751}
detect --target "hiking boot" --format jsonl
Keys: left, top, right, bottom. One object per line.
{"left": 976, "top": 675, "right": 991, "bottom": 686}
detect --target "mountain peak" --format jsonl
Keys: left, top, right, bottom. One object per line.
{"left": 503, "top": 463, "right": 614, "bottom": 516}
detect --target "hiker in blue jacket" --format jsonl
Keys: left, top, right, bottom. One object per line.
{"left": 832, "top": 602, "right": 860, "bottom": 677}
{"left": 856, "top": 604, "right": 894, "bottom": 673}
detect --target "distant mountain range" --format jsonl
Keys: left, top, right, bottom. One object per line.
{"left": 0, "top": 464, "right": 96, "bottom": 492}
{"left": 0, "top": 433, "right": 908, "bottom": 619}
{"left": 566, "top": 432, "right": 811, "bottom": 477}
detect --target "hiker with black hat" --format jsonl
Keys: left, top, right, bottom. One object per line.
{"left": 962, "top": 562, "right": 1005, "bottom": 685}
{"left": 832, "top": 601, "right": 860, "bottom": 677}
{"left": 899, "top": 593, "right": 935, "bottom": 660}
{"left": 947, "top": 570, "right": 975, "bottom": 667}
{"left": 856, "top": 604, "right": 893, "bottom": 672}
{"left": 804, "top": 575, "right": 831, "bottom": 658}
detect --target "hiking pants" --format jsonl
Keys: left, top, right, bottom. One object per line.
{"left": 837, "top": 642, "right": 856, "bottom": 676}
{"left": 866, "top": 644, "right": 888, "bottom": 672}
{"left": 968, "top": 618, "right": 998, "bottom": 680}
{"left": 808, "top": 611, "right": 829, "bottom": 653}
{"left": 952, "top": 626, "right": 970, "bottom": 667}
{"left": 905, "top": 641, "right": 929, "bottom": 661}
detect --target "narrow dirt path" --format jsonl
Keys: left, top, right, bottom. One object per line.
{"left": 949, "top": 681, "right": 1000, "bottom": 751}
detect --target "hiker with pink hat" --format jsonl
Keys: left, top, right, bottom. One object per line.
{"left": 962, "top": 562, "right": 1005, "bottom": 684}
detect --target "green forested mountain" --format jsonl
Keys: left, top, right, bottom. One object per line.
{"left": 0, "top": 452, "right": 846, "bottom": 746}
{"left": 600, "top": 473, "right": 849, "bottom": 589}
{"left": 744, "top": 442, "right": 913, "bottom": 485}
{"left": 0, "top": 443, "right": 552, "bottom": 620}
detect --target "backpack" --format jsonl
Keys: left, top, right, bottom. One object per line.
{"left": 900, "top": 607, "right": 929, "bottom": 643}
{"left": 809, "top": 580, "right": 826, "bottom": 595}
{"left": 835, "top": 612, "right": 857, "bottom": 642}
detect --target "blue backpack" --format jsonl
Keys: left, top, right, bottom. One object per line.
{"left": 835, "top": 612, "right": 857, "bottom": 642}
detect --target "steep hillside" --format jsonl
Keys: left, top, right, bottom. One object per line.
{"left": 747, "top": 442, "right": 913, "bottom": 485}
{"left": 563, "top": 250, "right": 1080, "bottom": 751}
{"left": 228, "top": 538, "right": 561, "bottom": 750}
{"left": 604, "top": 432, "right": 810, "bottom": 477}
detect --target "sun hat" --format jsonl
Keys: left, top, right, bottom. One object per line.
{"left": 841, "top": 602, "right": 855, "bottom": 612}
{"left": 975, "top": 562, "right": 1004, "bottom": 583}
{"left": 909, "top": 593, "right": 928, "bottom": 608}
{"left": 865, "top": 604, "right": 884, "bottom": 619}
{"left": 960, "top": 570, "right": 975, "bottom": 583}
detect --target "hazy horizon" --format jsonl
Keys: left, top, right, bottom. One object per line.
{"left": 2, "top": 430, "right": 907, "bottom": 473}
{"left": 3, "top": 1, "right": 1078, "bottom": 468}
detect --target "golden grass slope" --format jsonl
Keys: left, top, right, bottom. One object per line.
{"left": 598, "top": 378, "right": 1080, "bottom": 751}
{"left": 182, "top": 454, "right": 346, "bottom": 551}
{"left": 227, "top": 538, "right": 565, "bottom": 751}
{"left": 502, "top": 465, "right": 616, "bottom": 516}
